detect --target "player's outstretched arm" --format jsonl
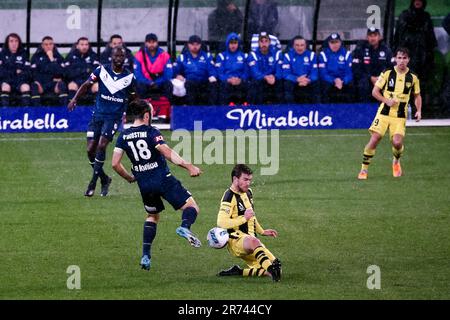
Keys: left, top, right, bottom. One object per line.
{"left": 112, "top": 148, "right": 136, "bottom": 183}
{"left": 414, "top": 93, "right": 422, "bottom": 122}
{"left": 157, "top": 144, "right": 202, "bottom": 177}
{"left": 67, "top": 80, "right": 93, "bottom": 111}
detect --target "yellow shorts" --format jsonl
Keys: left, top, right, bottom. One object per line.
{"left": 226, "top": 231, "right": 270, "bottom": 269}
{"left": 369, "top": 113, "right": 406, "bottom": 139}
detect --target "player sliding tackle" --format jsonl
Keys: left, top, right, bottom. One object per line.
{"left": 216, "top": 164, "right": 282, "bottom": 281}
{"left": 112, "top": 99, "right": 202, "bottom": 271}
{"left": 358, "top": 47, "right": 422, "bottom": 180}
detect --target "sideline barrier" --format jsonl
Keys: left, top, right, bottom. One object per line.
{"left": 0, "top": 106, "right": 171, "bottom": 133}
{"left": 172, "top": 104, "right": 379, "bottom": 131}
{"left": 2, "top": 105, "right": 448, "bottom": 133}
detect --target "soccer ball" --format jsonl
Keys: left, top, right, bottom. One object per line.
{"left": 207, "top": 227, "right": 229, "bottom": 249}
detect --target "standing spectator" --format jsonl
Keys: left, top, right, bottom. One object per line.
{"left": 208, "top": 0, "right": 243, "bottom": 54}
{"left": 443, "top": 13, "right": 450, "bottom": 36}
{"left": 134, "top": 33, "right": 173, "bottom": 101}
{"left": 248, "top": 0, "right": 279, "bottom": 38}
{"left": 30, "top": 36, "right": 67, "bottom": 106}
{"left": 442, "top": 14, "right": 450, "bottom": 114}
{"left": 282, "top": 36, "right": 319, "bottom": 104}
{"left": 100, "top": 34, "right": 134, "bottom": 72}
{"left": 173, "top": 35, "right": 218, "bottom": 105}
{"left": 65, "top": 37, "right": 100, "bottom": 103}
{"left": 247, "top": 32, "right": 283, "bottom": 104}
{"left": 0, "top": 33, "right": 31, "bottom": 106}
{"left": 352, "top": 28, "right": 393, "bottom": 102}
{"left": 216, "top": 33, "right": 249, "bottom": 106}
{"left": 318, "top": 33, "right": 353, "bottom": 103}
{"left": 393, "top": 0, "right": 437, "bottom": 85}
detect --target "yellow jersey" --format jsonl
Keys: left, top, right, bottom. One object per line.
{"left": 375, "top": 66, "right": 420, "bottom": 118}
{"left": 217, "top": 188, "right": 264, "bottom": 238}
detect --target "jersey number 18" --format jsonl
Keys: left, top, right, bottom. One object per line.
{"left": 128, "top": 139, "right": 152, "bottom": 161}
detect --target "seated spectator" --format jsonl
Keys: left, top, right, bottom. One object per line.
{"left": 173, "top": 35, "right": 218, "bottom": 105}
{"left": 318, "top": 33, "right": 354, "bottom": 103}
{"left": 248, "top": 0, "right": 279, "bottom": 38}
{"left": 65, "top": 37, "right": 100, "bottom": 102}
{"left": 215, "top": 33, "right": 249, "bottom": 106}
{"left": 0, "top": 33, "right": 31, "bottom": 106}
{"left": 352, "top": 27, "right": 393, "bottom": 102}
{"left": 250, "top": 33, "right": 281, "bottom": 52}
{"left": 100, "top": 34, "right": 134, "bottom": 72}
{"left": 282, "top": 35, "right": 319, "bottom": 104}
{"left": 247, "top": 32, "right": 283, "bottom": 104}
{"left": 134, "top": 33, "right": 173, "bottom": 101}
{"left": 30, "top": 36, "right": 67, "bottom": 106}
{"left": 208, "top": 0, "right": 243, "bottom": 54}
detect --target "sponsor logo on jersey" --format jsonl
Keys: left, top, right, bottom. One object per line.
{"left": 100, "top": 94, "right": 124, "bottom": 103}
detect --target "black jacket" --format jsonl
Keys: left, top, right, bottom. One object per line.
{"left": 64, "top": 48, "right": 99, "bottom": 81}
{"left": 31, "top": 47, "right": 65, "bottom": 84}
{"left": 393, "top": 0, "right": 437, "bottom": 75}
{"left": 208, "top": 0, "right": 244, "bottom": 42}
{"left": 0, "top": 47, "right": 31, "bottom": 84}
{"left": 352, "top": 40, "right": 393, "bottom": 79}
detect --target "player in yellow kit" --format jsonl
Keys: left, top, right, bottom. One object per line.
{"left": 216, "top": 164, "right": 281, "bottom": 282}
{"left": 358, "top": 47, "right": 422, "bottom": 180}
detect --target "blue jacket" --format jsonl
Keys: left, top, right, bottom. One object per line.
{"left": 215, "top": 33, "right": 249, "bottom": 82}
{"left": 352, "top": 41, "right": 393, "bottom": 80}
{"left": 318, "top": 47, "right": 353, "bottom": 84}
{"left": 174, "top": 49, "right": 216, "bottom": 82}
{"left": 0, "top": 48, "right": 31, "bottom": 84}
{"left": 64, "top": 48, "right": 99, "bottom": 82}
{"left": 247, "top": 46, "right": 283, "bottom": 81}
{"left": 282, "top": 48, "right": 318, "bottom": 83}
{"left": 30, "top": 48, "right": 65, "bottom": 85}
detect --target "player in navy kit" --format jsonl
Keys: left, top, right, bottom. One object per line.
{"left": 112, "top": 99, "right": 202, "bottom": 270}
{"left": 68, "top": 47, "right": 136, "bottom": 197}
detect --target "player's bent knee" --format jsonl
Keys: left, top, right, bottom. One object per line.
{"left": 146, "top": 214, "right": 160, "bottom": 224}
{"left": 1, "top": 83, "right": 11, "bottom": 91}
{"left": 68, "top": 82, "right": 78, "bottom": 91}
{"left": 244, "top": 236, "right": 261, "bottom": 253}
{"left": 20, "top": 84, "right": 30, "bottom": 92}
{"left": 183, "top": 198, "right": 199, "bottom": 215}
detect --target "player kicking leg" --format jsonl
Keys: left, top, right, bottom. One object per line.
{"left": 112, "top": 99, "right": 202, "bottom": 270}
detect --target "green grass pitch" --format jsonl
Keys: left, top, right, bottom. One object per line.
{"left": 0, "top": 127, "right": 449, "bottom": 299}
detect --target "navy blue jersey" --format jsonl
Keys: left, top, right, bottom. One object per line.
{"left": 115, "top": 125, "right": 170, "bottom": 190}
{"left": 90, "top": 65, "right": 136, "bottom": 119}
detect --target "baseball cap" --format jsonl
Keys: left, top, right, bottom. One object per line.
{"left": 328, "top": 33, "right": 341, "bottom": 41}
{"left": 258, "top": 32, "right": 270, "bottom": 40}
{"left": 145, "top": 33, "right": 158, "bottom": 42}
{"left": 367, "top": 27, "right": 380, "bottom": 34}
{"left": 188, "top": 35, "right": 202, "bottom": 44}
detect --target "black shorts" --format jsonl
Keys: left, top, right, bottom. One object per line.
{"left": 86, "top": 117, "right": 121, "bottom": 142}
{"left": 141, "top": 175, "right": 192, "bottom": 214}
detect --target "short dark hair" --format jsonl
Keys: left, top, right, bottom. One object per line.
{"left": 77, "top": 37, "right": 89, "bottom": 44}
{"left": 231, "top": 164, "right": 253, "bottom": 181}
{"left": 110, "top": 34, "right": 122, "bottom": 42}
{"left": 42, "top": 36, "right": 53, "bottom": 42}
{"left": 395, "top": 47, "right": 410, "bottom": 57}
{"left": 126, "top": 99, "right": 152, "bottom": 121}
